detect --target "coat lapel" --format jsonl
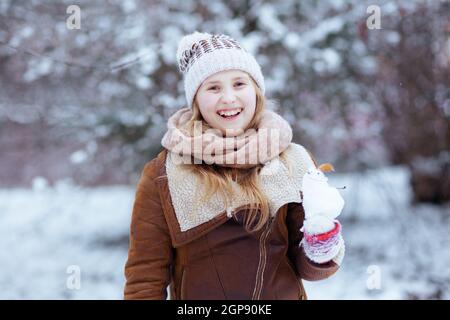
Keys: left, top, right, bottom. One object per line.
{"left": 153, "top": 151, "right": 246, "bottom": 247}
{"left": 155, "top": 143, "right": 315, "bottom": 247}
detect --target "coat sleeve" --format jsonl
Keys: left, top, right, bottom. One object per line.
{"left": 124, "top": 158, "right": 174, "bottom": 299}
{"left": 286, "top": 202, "right": 340, "bottom": 281}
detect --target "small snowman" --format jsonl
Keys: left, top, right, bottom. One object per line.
{"left": 301, "top": 163, "right": 345, "bottom": 235}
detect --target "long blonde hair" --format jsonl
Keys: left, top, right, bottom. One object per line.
{"left": 180, "top": 77, "right": 287, "bottom": 233}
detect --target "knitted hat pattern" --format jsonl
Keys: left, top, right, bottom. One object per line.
{"left": 176, "top": 31, "right": 265, "bottom": 107}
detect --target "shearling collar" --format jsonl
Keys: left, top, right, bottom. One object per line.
{"left": 165, "top": 143, "right": 315, "bottom": 232}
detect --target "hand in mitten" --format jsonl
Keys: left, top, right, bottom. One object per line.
{"left": 300, "top": 163, "right": 345, "bottom": 264}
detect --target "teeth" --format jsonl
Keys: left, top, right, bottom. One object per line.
{"left": 218, "top": 108, "right": 242, "bottom": 117}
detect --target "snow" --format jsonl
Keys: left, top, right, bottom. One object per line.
{"left": 320, "top": 48, "right": 342, "bottom": 71}
{"left": 304, "top": 167, "right": 450, "bottom": 300}
{"left": 258, "top": 4, "right": 287, "bottom": 41}
{"left": 0, "top": 186, "right": 133, "bottom": 299}
{"left": 120, "top": 0, "right": 137, "bottom": 14}
{"left": 1, "top": 165, "right": 449, "bottom": 299}
{"left": 304, "top": 201, "right": 450, "bottom": 300}
{"left": 23, "top": 57, "right": 53, "bottom": 82}
{"left": 70, "top": 150, "right": 88, "bottom": 164}
{"left": 296, "top": 15, "right": 345, "bottom": 51}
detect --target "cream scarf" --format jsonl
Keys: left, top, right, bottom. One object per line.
{"left": 161, "top": 106, "right": 293, "bottom": 169}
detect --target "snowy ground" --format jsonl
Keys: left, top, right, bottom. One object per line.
{"left": 1, "top": 166, "right": 449, "bottom": 299}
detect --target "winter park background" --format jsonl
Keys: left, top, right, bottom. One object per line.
{"left": 0, "top": 0, "right": 449, "bottom": 299}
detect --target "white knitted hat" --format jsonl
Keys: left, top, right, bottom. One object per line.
{"left": 176, "top": 31, "right": 265, "bottom": 108}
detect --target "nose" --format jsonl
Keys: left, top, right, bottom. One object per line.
{"left": 220, "top": 87, "right": 237, "bottom": 105}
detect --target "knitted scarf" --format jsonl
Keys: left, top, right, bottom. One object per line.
{"left": 161, "top": 107, "right": 293, "bottom": 169}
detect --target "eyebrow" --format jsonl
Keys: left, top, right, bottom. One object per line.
{"left": 204, "top": 76, "right": 247, "bottom": 86}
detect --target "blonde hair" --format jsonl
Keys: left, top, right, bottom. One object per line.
{"left": 180, "top": 76, "right": 288, "bottom": 233}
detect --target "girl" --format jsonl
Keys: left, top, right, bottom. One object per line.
{"left": 124, "top": 32, "right": 345, "bottom": 300}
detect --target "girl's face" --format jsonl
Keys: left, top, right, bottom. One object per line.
{"left": 195, "top": 69, "right": 257, "bottom": 136}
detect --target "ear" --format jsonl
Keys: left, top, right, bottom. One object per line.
{"left": 318, "top": 163, "right": 335, "bottom": 173}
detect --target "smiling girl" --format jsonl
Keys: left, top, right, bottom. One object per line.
{"left": 124, "top": 31, "right": 345, "bottom": 300}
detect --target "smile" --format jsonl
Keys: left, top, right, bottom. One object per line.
{"left": 216, "top": 108, "right": 243, "bottom": 120}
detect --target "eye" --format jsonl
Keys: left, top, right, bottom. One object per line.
{"left": 235, "top": 82, "right": 245, "bottom": 87}
{"left": 208, "top": 86, "right": 219, "bottom": 91}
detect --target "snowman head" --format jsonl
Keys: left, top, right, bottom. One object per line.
{"left": 305, "top": 166, "right": 328, "bottom": 182}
